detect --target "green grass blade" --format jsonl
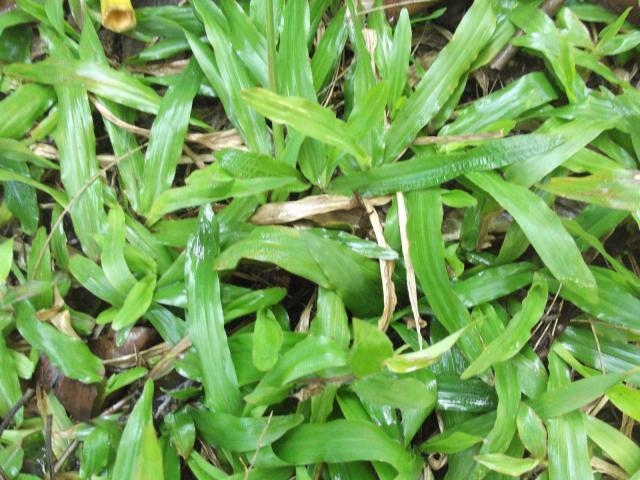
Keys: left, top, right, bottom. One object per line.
{"left": 330, "top": 134, "right": 561, "bottom": 196}
{"left": 112, "top": 380, "right": 164, "bottom": 480}
{"left": 189, "top": 0, "right": 271, "bottom": 153}
{"left": 0, "top": 337, "right": 21, "bottom": 420}
{"left": 54, "top": 79, "right": 105, "bottom": 259}
{"left": 0, "top": 84, "right": 54, "bottom": 139}
{"left": 540, "top": 170, "right": 640, "bottom": 211}
{"left": 272, "top": 420, "right": 420, "bottom": 476}
{"left": 440, "top": 72, "right": 558, "bottom": 136}
{"left": 110, "top": 275, "right": 156, "bottom": 330}
{"left": 545, "top": 353, "right": 593, "bottom": 480}
{"left": 384, "top": 0, "right": 496, "bottom": 161}
{"left": 252, "top": 307, "right": 283, "bottom": 372}
{"left": 102, "top": 206, "right": 137, "bottom": 294}
{"left": 140, "top": 59, "right": 202, "bottom": 213}
{"left": 467, "top": 171, "right": 596, "bottom": 294}
{"left": 385, "top": 8, "right": 411, "bottom": 112}
{"left": 193, "top": 410, "right": 303, "bottom": 452}
{"left": 15, "top": 301, "right": 104, "bottom": 383}
{"left": 5, "top": 58, "right": 162, "bottom": 114}
{"left": 241, "top": 88, "right": 370, "bottom": 169}
{"left": 462, "top": 274, "right": 548, "bottom": 379}
{"left": 584, "top": 414, "right": 640, "bottom": 475}
{"left": 219, "top": 0, "right": 268, "bottom": 87}
{"left": 405, "top": 189, "right": 483, "bottom": 361}
{"left": 186, "top": 206, "right": 242, "bottom": 414}
{"left": 311, "top": 7, "right": 347, "bottom": 93}
{"left": 214, "top": 226, "right": 382, "bottom": 316}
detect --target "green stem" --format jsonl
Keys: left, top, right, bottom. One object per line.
{"left": 265, "top": 0, "right": 285, "bottom": 158}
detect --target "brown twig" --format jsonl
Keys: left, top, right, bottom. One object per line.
{"left": 0, "top": 464, "right": 9, "bottom": 480}
{"left": 54, "top": 439, "right": 79, "bottom": 473}
{"left": 490, "top": 0, "right": 565, "bottom": 71}
{"left": 45, "top": 415, "right": 55, "bottom": 480}
{"left": 414, "top": 130, "right": 505, "bottom": 145}
{"left": 0, "top": 388, "right": 34, "bottom": 438}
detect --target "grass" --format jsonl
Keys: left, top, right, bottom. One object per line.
{"left": 0, "top": 0, "right": 640, "bottom": 478}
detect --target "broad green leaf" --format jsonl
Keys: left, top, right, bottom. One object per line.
{"left": 245, "top": 335, "right": 347, "bottom": 406}
{"left": 421, "top": 411, "right": 497, "bottom": 453}
{"left": 384, "top": 0, "right": 496, "bottom": 161}
{"left": 352, "top": 374, "right": 437, "bottom": 410}
{"left": 311, "top": 7, "right": 347, "bottom": 92}
{"left": 505, "top": 97, "right": 619, "bottom": 186}
{"left": 385, "top": 324, "right": 471, "bottom": 373}
{"left": 1, "top": 156, "right": 39, "bottom": 235}
{"left": 330, "top": 134, "right": 561, "bottom": 196}
{"left": 547, "top": 267, "right": 640, "bottom": 333}
{"left": 102, "top": 206, "right": 137, "bottom": 295}
{"left": 193, "top": 410, "right": 303, "bottom": 452}
{"left": 186, "top": 206, "right": 241, "bottom": 414}
{"left": 405, "top": 189, "right": 482, "bottom": 361}
{"left": 441, "top": 72, "right": 558, "bottom": 136}
{"left": 473, "top": 454, "right": 539, "bottom": 477}
{"left": 15, "top": 301, "right": 104, "bottom": 383}
{"left": 272, "top": 420, "right": 420, "bottom": 476}
{"left": 54, "top": 76, "right": 105, "bottom": 259}
{"left": 467, "top": 171, "right": 596, "bottom": 294}
{"left": 219, "top": 0, "right": 267, "bottom": 86}
{"left": 540, "top": 170, "right": 640, "bottom": 212}
{"left": 111, "top": 276, "right": 156, "bottom": 330}
{"left": 584, "top": 414, "right": 640, "bottom": 475}
{"left": 252, "top": 308, "right": 283, "bottom": 372}
{"left": 0, "top": 83, "right": 54, "bottom": 139}
{"left": 69, "top": 255, "right": 125, "bottom": 306}
{"left": 0, "top": 445, "right": 23, "bottom": 478}
{"left": 241, "top": 88, "right": 369, "bottom": 169}
{"left": 545, "top": 353, "right": 593, "bottom": 480}
{"left": 558, "top": 326, "right": 640, "bottom": 386}
{"left": 188, "top": 0, "right": 271, "bottom": 153}
{"left": 0, "top": 168, "right": 67, "bottom": 207}
{"left": 113, "top": 380, "right": 164, "bottom": 480}
{"left": 5, "top": 58, "right": 162, "bottom": 114}
{"left": 462, "top": 274, "right": 548, "bottom": 379}
{"left": 26, "top": 227, "right": 53, "bottom": 309}
{"left": 309, "top": 287, "right": 350, "bottom": 348}
{"left": 140, "top": 59, "right": 202, "bottom": 213}
{"left": 516, "top": 402, "right": 547, "bottom": 460}
{"left": 105, "top": 367, "right": 148, "bottom": 396}
{"left": 472, "top": 350, "right": 521, "bottom": 478}
{"left": 0, "top": 336, "right": 21, "bottom": 421}
{"left": 349, "top": 318, "right": 393, "bottom": 378}
{"left": 81, "top": 424, "right": 119, "bottom": 479}
{"left": 0, "top": 239, "right": 13, "bottom": 283}
{"left": 385, "top": 8, "right": 411, "bottom": 111}
{"left": 214, "top": 226, "right": 382, "bottom": 317}
{"left": 165, "top": 410, "right": 195, "bottom": 459}
{"left": 531, "top": 369, "right": 630, "bottom": 420}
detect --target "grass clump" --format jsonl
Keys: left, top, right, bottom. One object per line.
{"left": 0, "top": 0, "right": 640, "bottom": 478}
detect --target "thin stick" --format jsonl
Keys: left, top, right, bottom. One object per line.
{"left": 54, "top": 439, "right": 79, "bottom": 473}
{"left": 0, "top": 464, "right": 9, "bottom": 480}
{"left": 45, "top": 415, "right": 55, "bottom": 480}
{"left": 414, "top": 130, "right": 504, "bottom": 145}
{"left": 396, "top": 192, "right": 423, "bottom": 349}
{"left": 0, "top": 388, "right": 34, "bottom": 438}
{"left": 244, "top": 411, "right": 273, "bottom": 480}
